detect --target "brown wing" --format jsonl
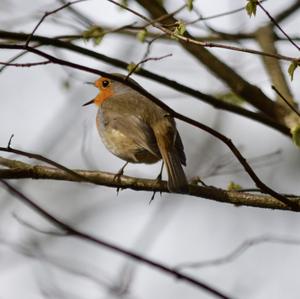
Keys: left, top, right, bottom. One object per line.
{"left": 175, "top": 132, "right": 186, "bottom": 166}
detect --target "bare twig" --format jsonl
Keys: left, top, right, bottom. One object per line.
{"left": 25, "top": 0, "right": 86, "bottom": 46}
{"left": 0, "top": 60, "right": 51, "bottom": 67}
{"left": 203, "top": 149, "right": 281, "bottom": 178}
{"left": 0, "top": 143, "right": 88, "bottom": 182}
{"left": 107, "top": 0, "right": 298, "bottom": 63}
{"left": 0, "top": 179, "right": 230, "bottom": 299}
{"left": 272, "top": 85, "right": 300, "bottom": 118}
{"left": 125, "top": 53, "right": 172, "bottom": 79}
{"left": 257, "top": 1, "right": 300, "bottom": 52}
{"left": 1, "top": 156, "right": 299, "bottom": 211}
{"left": 12, "top": 212, "right": 68, "bottom": 236}
{"left": 187, "top": 0, "right": 267, "bottom": 25}
{"left": 0, "top": 31, "right": 291, "bottom": 135}
{"left": 57, "top": 0, "right": 94, "bottom": 27}
{"left": 176, "top": 234, "right": 300, "bottom": 269}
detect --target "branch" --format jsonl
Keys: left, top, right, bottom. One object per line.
{"left": 0, "top": 60, "right": 51, "bottom": 67}
{"left": 123, "top": 0, "right": 283, "bottom": 119}
{"left": 0, "top": 142, "right": 90, "bottom": 182}
{"left": 0, "top": 156, "right": 299, "bottom": 211}
{"left": 272, "top": 85, "right": 300, "bottom": 118}
{"left": 26, "top": 0, "right": 86, "bottom": 46}
{"left": 0, "top": 30, "right": 290, "bottom": 136}
{"left": 0, "top": 45, "right": 296, "bottom": 209}
{"left": 255, "top": 25, "right": 294, "bottom": 107}
{"left": 176, "top": 234, "right": 300, "bottom": 269}
{"left": 274, "top": 0, "right": 300, "bottom": 23}
{"left": 257, "top": 1, "right": 300, "bottom": 52}
{"left": 0, "top": 179, "right": 230, "bottom": 299}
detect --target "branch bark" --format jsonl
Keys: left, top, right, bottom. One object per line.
{"left": 0, "top": 156, "right": 298, "bottom": 211}
{"left": 135, "top": 0, "right": 280, "bottom": 119}
{"left": 0, "top": 44, "right": 296, "bottom": 209}
{"left": 0, "top": 30, "right": 289, "bottom": 136}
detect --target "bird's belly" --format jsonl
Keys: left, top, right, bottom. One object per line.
{"left": 98, "top": 127, "right": 160, "bottom": 164}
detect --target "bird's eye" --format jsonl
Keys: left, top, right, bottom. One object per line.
{"left": 102, "top": 80, "right": 110, "bottom": 88}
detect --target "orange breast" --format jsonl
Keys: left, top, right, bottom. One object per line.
{"left": 94, "top": 87, "right": 113, "bottom": 106}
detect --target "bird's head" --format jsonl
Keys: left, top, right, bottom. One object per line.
{"left": 82, "top": 74, "right": 134, "bottom": 107}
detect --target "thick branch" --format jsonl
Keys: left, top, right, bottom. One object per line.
{"left": 135, "top": 0, "right": 279, "bottom": 119}
{"left": 255, "top": 25, "right": 293, "bottom": 106}
{"left": 0, "top": 157, "right": 298, "bottom": 211}
{"left": 0, "top": 30, "right": 289, "bottom": 135}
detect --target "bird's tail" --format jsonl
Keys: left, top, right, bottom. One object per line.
{"left": 161, "top": 148, "right": 188, "bottom": 193}
{"left": 155, "top": 132, "right": 188, "bottom": 193}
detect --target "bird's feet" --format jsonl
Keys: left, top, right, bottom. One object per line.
{"left": 149, "top": 162, "right": 164, "bottom": 204}
{"left": 113, "top": 162, "right": 129, "bottom": 195}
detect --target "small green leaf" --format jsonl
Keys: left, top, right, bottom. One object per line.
{"left": 227, "top": 181, "right": 242, "bottom": 191}
{"left": 186, "top": 0, "right": 193, "bottom": 11}
{"left": 245, "top": 0, "right": 257, "bottom": 17}
{"left": 178, "top": 21, "right": 186, "bottom": 35}
{"left": 137, "top": 29, "right": 147, "bottom": 43}
{"left": 291, "top": 125, "right": 300, "bottom": 147}
{"left": 288, "top": 61, "right": 298, "bottom": 81}
{"left": 173, "top": 20, "right": 186, "bottom": 37}
{"left": 82, "top": 26, "right": 104, "bottom": 45}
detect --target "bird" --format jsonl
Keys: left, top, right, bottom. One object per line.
{"left": 83, "top": 73, "right": 188, "bottom": 193}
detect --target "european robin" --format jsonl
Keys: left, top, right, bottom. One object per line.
{"left": 83, "top": 74, "right": 188, "bottom": 192}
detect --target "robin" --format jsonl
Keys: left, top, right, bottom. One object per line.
{"left": 83, "top": 74, "right": 188, "bottom": 193}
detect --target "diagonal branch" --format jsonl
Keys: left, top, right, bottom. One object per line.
{"left": 0, "top": 30, "right": 290, "bottom": 136}
{"left": 0, "top": 179, "right": 230, "bottom": 299}
{"left": 257, "top": 1, "right": 300, "bottom": 52}
{"left": 130, "top": 0, "right": 280, "bottom": 119}
{"left": 255, "top": 25, "right": 294, "bottom": 107}
{"left": 26, "top": 0, "right": 86, "bottom": 46}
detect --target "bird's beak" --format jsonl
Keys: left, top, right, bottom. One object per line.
{"left": 82, "top": 98, "right": 95, "bottom": 106}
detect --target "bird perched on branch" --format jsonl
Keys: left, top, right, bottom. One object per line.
{"left": 83, "top": 73, "right": 188, "bottom": 193}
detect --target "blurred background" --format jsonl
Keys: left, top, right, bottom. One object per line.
{"left": 0, "top": 0, "right": 300, "bottom": 298}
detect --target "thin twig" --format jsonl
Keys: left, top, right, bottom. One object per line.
{"left": 0, "top": 60, "right": 51, "bottom": 67}
{"left": 0, "top": 179, "right": 230, "bottom": 299}
{"left": 25, "top": 0, "right": 86, "bottom": 46}
{"left": 187, "top": 0, "right": 267, "bottom": 25}
{"left": 107, "top": 0, "right": 298, "bottom": 63}
{"left": 0, "top": 31, "right": 292, "bottom": 135}
{"left": 176, "top": 234, "right": 300, "bottom": 269}
{"left": 0, "top": 143, "right": 89, "bottom": 183}
{"left": 257, "top": 1, "right": 300, "bottom": 52}
{"left": 57, "top": 0, "right": 94, "bottom": 27}
{"left": 12, "top": 212, "right": 68, "bottom": 236}
{"left": 125, "top": 53, "right": 172, "bottom": 79}
{"left": 272, "top": 85, "right": 300, "bottom": 118}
